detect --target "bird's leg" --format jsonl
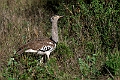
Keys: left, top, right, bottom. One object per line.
{"left": 38, "top": 52, "right": 50, "bottom": 65}
{"left": 47, "top": 55, "right": 50, "bottom": 60}
{"left": 37, "top": 55, "right": 44, "bottom": 65}
{"left": 39, "top": 56, "right": 44, "bottom": 63}
{"left": 46, "top": 52, "right": 50, "bottom": 61}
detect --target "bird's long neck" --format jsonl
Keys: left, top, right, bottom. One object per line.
{"left": 51, "top": 21, "right": 58, "bottom": 43}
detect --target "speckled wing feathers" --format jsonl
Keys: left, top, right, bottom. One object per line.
{"left": 16, "top": 38, "right": 56, "bottom": 54}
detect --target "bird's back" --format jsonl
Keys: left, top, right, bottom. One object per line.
{"left": 16, "top": 38, "right": 56, "bottom": 54}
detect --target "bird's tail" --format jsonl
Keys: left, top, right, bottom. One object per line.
{"left": 11, "top": 44, "right": 28, "bottom": 62}
{"left": 16, "top": 43, "right": 29, "bottom": 54}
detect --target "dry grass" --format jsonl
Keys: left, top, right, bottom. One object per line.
{"left": 0, "top": 0, "right": 50, "bottom": 72}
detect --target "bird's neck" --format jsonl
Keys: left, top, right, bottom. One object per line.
{"left": 51, "top": 22, "right": 58, "bottom": 43}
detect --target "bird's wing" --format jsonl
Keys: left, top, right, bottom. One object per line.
{"left": 29, "top": 38, "right": 56, "bottom": 52}
{"left": 16, "top": 38, "right": 56, "bottom": 54}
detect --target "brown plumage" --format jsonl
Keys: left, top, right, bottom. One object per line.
{"left": 17, "top": 38, "right": 56, "bottom": 54}
{"left": 16, "top": 15, "right": 63, "bottom": 61}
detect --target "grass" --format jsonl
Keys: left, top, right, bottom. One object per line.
{"left": 0, "top": 0, "right": 120, "bottom": 80}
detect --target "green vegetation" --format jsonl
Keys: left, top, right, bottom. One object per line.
{"left": 0, "top": 0, "right": 120, "bottom": 80}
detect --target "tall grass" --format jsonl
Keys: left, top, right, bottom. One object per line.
{"left": 0, "top": 0, "right": 47, "bottom": 73}
{"left": 0, "top": 0, "right": 120, "bottom": 80}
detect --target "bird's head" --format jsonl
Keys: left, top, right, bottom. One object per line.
{"left": 51, "top": 15, "right": 63, "bottom": 23}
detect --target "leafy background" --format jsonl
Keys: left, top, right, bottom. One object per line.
{"left": 0, "top": 0, "right": 120, "bottom": 80}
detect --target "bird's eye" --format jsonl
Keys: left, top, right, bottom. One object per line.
{"left": 51, "top": 17, "right": 54, "bottom": 20}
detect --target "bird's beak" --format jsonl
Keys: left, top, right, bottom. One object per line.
{"left": 59, "top": 16, "right": 63, "bottom": 18}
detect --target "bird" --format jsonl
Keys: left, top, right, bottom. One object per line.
{"left": 16, "top": 15, "right": 63, "bottom": 62}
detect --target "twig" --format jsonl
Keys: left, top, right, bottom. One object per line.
{"left": 63, "top": 3, "right": 73, "bottom": 15}
{"left": 104, "top": 66, "right": 114, "bottom": 79}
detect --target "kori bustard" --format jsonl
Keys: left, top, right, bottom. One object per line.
{"left": 16, "top": 15, "right": 63, "bottom": 61}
